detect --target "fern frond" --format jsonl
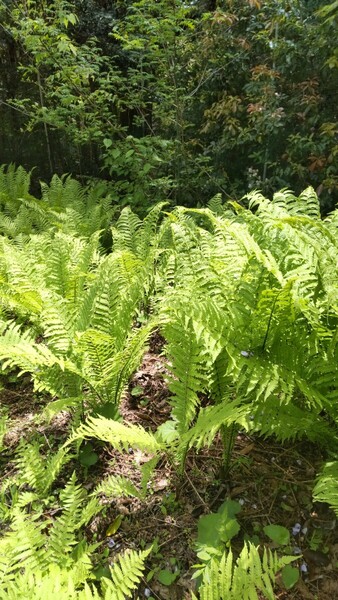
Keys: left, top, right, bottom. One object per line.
{"left": 105, "top": 547, "right": 151, "bottom": 600}
{"left": 44, "top": 396, "right": 84, "bottom": 421}
{"left": 0, "top": 164, "right": 31, "bottom": 205}
{"left": 207, "top": 193, "right": 224, "bottom": 215}
{"left": 77, "top": 329, "right": 116, "bottom": 404}
{"left": 94, "top": 475, "right": 141, "bottom": 499}
{"left": 313, "top": 461, "right": 338, "bottom": 516}
{"left": 89, "top": 250, "right": 146, "bottom": 344}
{"left": 135, "top": 201, "right": 167, "bottom": 260}
{"left": 111, "top": 206, "right": 141, "bottom": 253}
{"left": 195, "top": 543, "right": 296, "bottom": 600}
{"left": 15, "top": 441, "right": 72, "bottom": 497}
{"left": 238, "top": 396, "right": 336, "bottom": 446}
{"left": 296, "top": 186, "right": 321, "bottom": 219}
{"left": 0, "top": 320, "right": 71, "bottom": 395}
{"left": 102, "top": 320, "right": 155, "bottom": 406}
{"left": 164, "top": 315, "right": 209, "bottom": 435}
{"left": 0, "top": 565, "right": 79, "bottom": 600}
{"left": 43, "top": 233, "right": 100, "bottom": 302}
{"left": 68, "top": 416, "right": 161, "bottom": 455}
{"left": 42, "top": 296, "right": 76, "bottom": 353}
{"left": 48, "top": 473, "right": 89, "bottom": 562}
{"left": 0, "top": 509, "right": 48, "bottom": 584}
{"left": 179, "top": 399, "right": 247, "bottom": 453}
{"left": 41, "top": 174, "right": 85, "bottom": 213}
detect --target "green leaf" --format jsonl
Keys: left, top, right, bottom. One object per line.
{"left": 217, "top": 499, "right": 241, "bottom": 519}
{"left": 142, "top": 163, "right": 153, "bottom": 174}
{"left": 156, "top": 420, "right": 179, "bottom": 444}
{"left": 197, "top": 500, "right": 241, "bottom": 550}
{"left": 78, "top": 443, "right": 99, "bottom": 467}
{"left": 131, "top": 385, "right": 144, "bottom": 397}
{"left": 106, "top": 514, "right": 123, "bottom": 535}
{"left": 95, "top": 402, "right": 120, "bottom": 420}
{"left": 93, "top": 565, "right": 111, "bottom": 580}
{"left": 103, "top": 138, "right": 113, "bottom": 148}
{"left": 157, "top": 568, "right": 179, "bottom": 586}
{"left": 281, "top": 502, "right": 294, "bottom": 512}
{"left": 282, "top": 564, "right": 299, "bottom": 589}
{"left": 263, "top": 524, "right": 290, "bottom": 546}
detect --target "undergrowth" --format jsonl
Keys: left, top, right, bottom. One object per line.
{"left": 0, "top": 165, "right": 337, "bottom": 598}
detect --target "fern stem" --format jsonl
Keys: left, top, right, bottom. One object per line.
{"left": 261, "top": 291, "right": 281, "bottom": 352}
{"left": 180, "top": 441, "right": 190, "bottom": 474}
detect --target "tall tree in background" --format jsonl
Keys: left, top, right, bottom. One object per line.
{"left": 0, "top": 0, "right": 337, "bottom": 210}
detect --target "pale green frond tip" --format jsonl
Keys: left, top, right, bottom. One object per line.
{"left": 67, "top": 415, "right": 161, "bottom": 454}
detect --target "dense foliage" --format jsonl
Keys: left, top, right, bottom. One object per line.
{"left": 0, "top": 0, "right": 337, "bottom": 210}
{"left": 0, "top": 0, "right": 338, "bottom": 596}
{"left": 0, "top": 165, "right": 337, "bottom": 596}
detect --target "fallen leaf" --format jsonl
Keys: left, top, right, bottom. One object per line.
{"left": 238, "top": 443, "right": 255, "bottom": 455}
{"left": 106, "top": 515, "right": 123, "bottom": 536}
{"left": 153, "top": 478, "right": 169, "bottom": 491}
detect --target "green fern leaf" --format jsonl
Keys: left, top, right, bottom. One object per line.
{"left": 105, "top": 547, "right": 151, "bottom": 600}
{"left": 196, "top": 543, "right": 296, "bottom": 600}
{"left": 69, "top": 416, "right": 161, "bottom": 455}
{"left": 94, "top": 475, "right": 141, "bottom": 499}
{"left": 313, "top": 461, "right": 338, "bottom": 516}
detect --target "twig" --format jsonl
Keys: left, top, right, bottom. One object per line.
{"left": 184, "top": 468, "right": 208, "bottom": 510}
{"left": 157, "top": 530, "right": 186, "bottom": 550}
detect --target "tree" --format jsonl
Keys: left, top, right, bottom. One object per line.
{"left": 0, "top": 0, "right": 337, "bottom": 210}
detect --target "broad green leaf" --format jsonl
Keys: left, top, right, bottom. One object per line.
{"left": 282, "top": 564, "right": 299, "bottom": 589}
{"left": 264, "top": 524, "right": 290, "bottom": 546}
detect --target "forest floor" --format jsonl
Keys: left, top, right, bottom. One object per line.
{"left": 1, "top": 338, "right": 337, "bottom": 600}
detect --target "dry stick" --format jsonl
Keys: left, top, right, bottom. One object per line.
{"left": 267, "top": 489, "right": 279, "bottom": 518}
{"left": 184, "top": 468, "right": 209, "bottom": 510}
{"left": 208, "top": 482, "right": 231, "bottom": 510}
{"left": 157, "top": 530, "right": 187, "bottom": 550}
{"left": 140, "top": 578, "right": 162, "bottom": 600}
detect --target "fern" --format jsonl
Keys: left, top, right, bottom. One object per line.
{"left": 0, "top": 234, "right": 155, "bottom": 413}
{"left": 178, "top": 400, "right": 248, "bottom": 455}
{"left": 15, "top": 441, "right": 72, "bottom": 497}
{"left": 207, "top": 193, "right": 224, "bottom": 216}
{"left": 0, "top": 164, "right": 31, "bottom": 206}
{"left": 106, "top": 547, "right": 151, "bottom": 600}
{"left": 101, "top": 320, "right": 156, "bottom": 407}
{"left": 193, "top": 543, "right": 297, "bottom": 600}
{"left": 0, "top": 524, "right": 149, "bottom": 599}
{"left": 150, "top": 194, "right": 338, "bottom": 470}
{"left": 238, "top": 395, "right": 337, "bottom": 446}
{"left": 163, "top": 314, "right": 210, "bottom": 435}
{"left": 94, "top": 474, "right": 141, "bottom": 500}
{"left": 69, "top": 416, "right": 161, "bottom": 455}
{"left": 111, "top": 206, "right": 142, "bottom": 254}
{"left": 0, "top": 565, "right": 85, "bottom": 600}
{"left": 0, "top": 509, "right": 48, "bottom": 584}
{"left": 313, "top": 461, "right": 338, "bottom": 516}
{"left": 0, "top": 473, "right": 103, "bottom": 591}
{"left": 48, "top": 473, "right": 101, "bottom": 564}
{"left": 0, "top": 546, "right": 150, "bottom": 600}
{"left": 0, "top": 166, "right": 115, "bottom": 240}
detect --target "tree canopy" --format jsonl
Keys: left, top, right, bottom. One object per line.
{"left": 0, "top": 0, "right": 337, "bottom": 210}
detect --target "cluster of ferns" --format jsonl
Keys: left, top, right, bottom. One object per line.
{"left": 0, "top": 165, "right": 337, "bottom": 598}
